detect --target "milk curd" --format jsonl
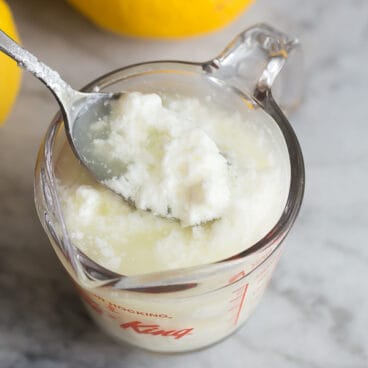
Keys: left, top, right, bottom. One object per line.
{"left": 56, "top": 92, "right": 290, "bottom": 275}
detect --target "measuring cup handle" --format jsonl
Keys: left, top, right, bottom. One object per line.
{"left": 204, "top": 24, "right": 303, "bottom": 114}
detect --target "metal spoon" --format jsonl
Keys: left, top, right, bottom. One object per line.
{"left": 0, "top": 29, "right": 123, "bottom": 183}
{"left": 0, "top": 30, "right": 226, "bottom": 226}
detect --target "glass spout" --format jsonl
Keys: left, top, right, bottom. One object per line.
{"left": 203, "top": 24, "right": 303, "bottom": 113}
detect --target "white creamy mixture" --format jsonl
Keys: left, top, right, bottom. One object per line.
{"left": 57, "top": 92, "right": 290, "bottom": 275}
{"left": 93, "top": 92, "right": 230, "bottom": 226}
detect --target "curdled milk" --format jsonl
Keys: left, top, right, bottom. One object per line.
{"left": 56, "top": 92, "right": 290, "bottom": 275}
{"left": 92, "top": 92, "right": 230, "bottom": 227}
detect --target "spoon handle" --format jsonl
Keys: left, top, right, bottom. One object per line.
{"left": 0, "top": 29, "right": 78, "bottom": 109}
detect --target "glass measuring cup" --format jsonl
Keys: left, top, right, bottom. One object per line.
{"left": 34, "top": 24, "right": 304, "bottom": 353}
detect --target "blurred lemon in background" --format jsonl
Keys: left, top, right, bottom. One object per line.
{"left": 68, "top": 0, "right": 253, "bottom": 38}
{"left": 0, "top": 0, "right": 21, "bottom": 125}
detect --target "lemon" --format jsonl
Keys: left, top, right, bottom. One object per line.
{"left": 68, "top": 0, "right": 253, "bottom": 38}
{"left": 0, "top": 0, "right": 21, "bottom": 125}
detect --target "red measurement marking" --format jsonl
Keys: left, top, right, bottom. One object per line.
{"left": 228, "top": 271, "right": 246, "bottom": 284}
{"left": 228, "top": 305, "right": 241, "bottom": 312}
{"left": 233, "top": 284, "right": 249, "bottom": 326}
{"left": 229, "top": 296, "right": 242, "bottom": 303}
{"left": 232, "top": 286, "right": 245, "bottom": 294}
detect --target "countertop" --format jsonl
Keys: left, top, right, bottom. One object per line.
{"left": 1, "top": 0, "right": 367, "bottom": 367}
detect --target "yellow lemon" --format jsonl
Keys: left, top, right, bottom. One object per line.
{"left": 68, "top": 0, "right": 253, "bottom": 38}
{"left": 0, "top": 0, "right": 21, "bottom": 125}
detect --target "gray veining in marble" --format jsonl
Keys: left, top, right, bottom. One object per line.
{"left": 1, "top": 0, "right": 368, "bottom": 367}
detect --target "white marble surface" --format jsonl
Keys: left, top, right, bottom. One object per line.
{"left": 1, "top": 0, "right": 367, "bottom": 367}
